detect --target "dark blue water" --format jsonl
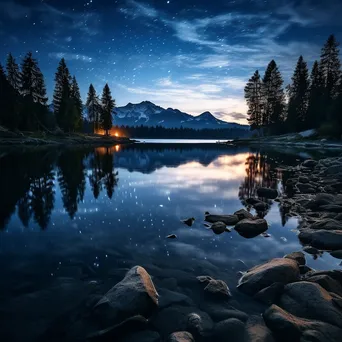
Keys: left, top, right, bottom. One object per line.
{"left": 0, "top": 143, "right": 340, "bottom": 341}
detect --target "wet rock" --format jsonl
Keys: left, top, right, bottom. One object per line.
{"left": 335, "top": 213, "right": 342, "bottom": 221}
{"left": 310, "top": 218, "right": 342, "bottom": 230}
{"left": 197, "top": 276, "right": 213, "bottom": 284}
{"left": 245, "top": 315, "right": 275, "bottom": 342}
{"left": 203, "top": 279, "right": 232, "bottom": 298}
{"left": 120, "top": 330, "right": 161, "bottom": 342}
{"left": 257, "top": 188, "right": 278, "bottom": 199}
{"left": 205, "top": 213, "right": 239, "bottom": 226}
{"left": 234, "top": 209, "right": 255, "bottom": 221}
{"left": 299, "top": 265, "right": 314, "bottom": 275}
{"left": 330, "top": 250, "right": 342, "bottom": 259}
{"left": 302, "top": 160, "right": 318, "bottom": 168}
{"left": 213, "top": 318, "right": 246, "bottom": 342}
{"left": 305, "top": 274, "right": 342, "bottom": 297}
{"left": 325, "top": 165, "right": 342, "bottom": 175}
{"left": 186, "top": 313, "right": 204, "bottom": 340}
{"left": 298, "top": 176, "right": 310, "bottom": 184}
{"left": 284, "top": 251, "right": 306, "bottom": 266}
{"left": 94, "top": 266, "right": 158, "bottom": 326}
{"left": 235, "top": 219, "right": 268, "bottom": 237}
{"left": 237, "top": 258, "right": 300, "bottom": 296}
{"left": 253, "top": 202, "right": 269, "bottom": 212}
{"left": 279, "top": 281, "right": 342, "bottom": 328}
{"left": 299, "top": 229, "right": 342, "bottom": 250}
{"left": 151, "top": 305, "right": 213, "bottom": 337}
{"left": 246, "top": 198, "right": 262, "bottom": 205}
{"left": 302, "top": 246, "right": 320, "bottom": 255}
{"left": 306, "top": 193, "right": 336, "bottom": 210}
{"left": 168, "top": 331, "right": 194, "bottom": 342}
{"left": 254, "top": 282, "right": 284, "bottom": 306}
{"left": 264, "top": 304, "right": 342, "bottom": 342}
{"left": 319, "top": 204, "right": 342, "bottom": 213}
{"left": 296, "top": 183, "right": 315, "bottom": 194}
{"left": 159, "top": 289, "right": 194, "bottom": 309}
{"left": 303, "top": 270, "right": 342, "bottom": 285}
{"left": 166, "top": 234, "right": 177, "bottom": 239}
{"left": 209, "top": 221, "right": 231, "bottom": 235}
{"left": 182, "top": 218, "right": 195, "bottom": 227}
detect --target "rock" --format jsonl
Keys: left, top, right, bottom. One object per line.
{"left": 94, "top": 266, "right": 158, "bottom": 326}
{"left": 303, "top": 270, "right": 342, "bottom": 285}
{"left": 158, "top": 289, "right": 194, "bottom": 309}
{"left": 264, "top": 304, "right": 342, "bottom": 342}
{"left": 325, "top": 164, "right": 342, "bottom": 175}
{"left": 299, "top": 229, "right": 342, "bottom": 250}
{"left": 245, "top": 315, "right": 275, "bottom": 342}
{"left": 299, "top": 176, "right": 310, "bottom": 184}
{"left": 234, "top": 209, "right": 255, "bottom": 221}
{"left": 299, "top": 265, "right": 314, "bottom": 275}
{"left": 305, "top": 274, "right": 342, "bottom": 297}
{"left": 310, "top": 218, "right": 342, "bottom": 230}
{"left": 330, "top": 250, "right": 342, "bottom": 259}
{"left": 284, "top": 251, "right": 306, "bottom": 266}
{"left": 296, "top": 183, "right": 315, "bottom": 193}
{"left": 257, "top": 188, "right": 279, "bottom": 199}
{"left": 199, "top": 301, "right": 248, "bottom": 322}
{"left": 305, "top": 193, "right": 335, "bottom": 210}
{"left": 197, "top": 276, "right": 213, "bottom": 284}
{"left": 213, "top": 318, "right": 246, "bottom": 342}
{"left": 205, "top": 213, "right": 239, "bottom": 226}
{"left": 203, "top": 279, "right": 232, "bottom": 298}
{"left": 121, "top": 330, "right": 161, "bottom": 342}
{"left": 182, "top": 218, "right": 195, "bottom": 227}
{"left": 209, "top": 221, "right": 230, "bottom": 235}
{"left": 302, "top": 160, "right": 318, "bottom": 168}
{"left": 254, "top": 282, "right": 284, "bottom": 306}
{"left": 253, "top": 202, "right": 269, "bottom": 212}
{"left": 279, "top": 281, "right": 342, "bottom": 328}
{"left": 152, "top": 306, "right": 213, "bottom": 337}
{"left": 167, "top": 234, "right": 177, "bottom": 239}
{"left": 335, "top": 213, "right": 342, "bottom": 221}
{"left": 319, "top": 204, "right": 342, "bottom": 213}
{"left": 168, "top": 331, "right": 194, "bottom": 342}
{"left": 186, "top": 313, "right": 203, "bottom": 340}
{"left": 246, "top": 198, "right": 262, "bottom": 205}
{"left": 235, "top": 219, "right": 268, "bottom": 238}
{"left": 303, "top": 246, "right": 320, "bottom": 255}
{"left": 237, "top": 258, "right": 300, "bottom": 296}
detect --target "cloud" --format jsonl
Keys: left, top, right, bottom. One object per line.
{"left": 119, "top": 0, "right": 158, "bottom": 18}
{"left": 0, "top": 1, "right": 30, "bottom": 19}
{"left": 48, "top": 52, "right": 94, "bottom": 63}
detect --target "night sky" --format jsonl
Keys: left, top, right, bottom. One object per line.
{"left": 1, "top": 0, "right": 342, "bottom": 124}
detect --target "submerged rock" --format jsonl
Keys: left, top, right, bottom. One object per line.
{"left": 166, "top": 234, "right": 177, "bottom": 239}
{"left": 330, "top": 250, "right": 342, "bottom": 259}
{"left": 197, "top": 275, "right": 232, "bottom": 298}
{"left": 234, "top": 209, "right": 255, "bottom": 221}
{"left": 299, "top": 229, "right": 342, "bottom": 250}
{"left": 213, "top": 318, "right": 246, "bottom": 342}
{"left": 168, "top": 331, "right": 194, "bottom": 342}
{"left": 182, "top": 218, "right": 195, "bottom": 227}
{"left": 254, "top": 282, "right": 285, "bottom": 306}
{"left": 246, "top": 315, "right": 275, "bottom": 342}
{"left": 208, "top": 221, "right": 231, "bottom": 235}
{"left": 94, "top": 266, "right": 158, "bottom": 326}
{"left": 235, "top": 218, "right": 268, "bottom": 238}
{"left": 302, "top": 159, "right": 318, "bottom": 168}
{"left": 253, "top": 202, "right": 270, "bottom": 212}
{"left": 205, "top": 212, "right": 239, "bottom": 226}
{"left": 237, "top": 258, "right": 300, "bottom": 296}
{"left": 257, "top": 187, "right": 279, "bottom": 199}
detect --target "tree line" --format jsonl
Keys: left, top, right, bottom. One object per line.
{"left": 0, "top": 53, "right": 115, "bottom": 135}
{"left": 245, "top": 34, "right": 342, "bottom": 137}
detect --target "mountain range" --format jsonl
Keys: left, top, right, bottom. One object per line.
{"left": 49, "top": 101, "right": 248, "bottom": 130}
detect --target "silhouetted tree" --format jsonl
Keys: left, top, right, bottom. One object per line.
{"left": 89, "top": 150, "right": 103, "bottom": 199}
{"left": 70, "top": 76, "right": 83, "bottom": 131}
{"left": 287, "top": 56, "right": 310, "bottom": 132}
{"left": 100, "top": 83, "right": 115, "bottom": 135}
{"left": 6, "top": 53, "right": 21, "bottom": 92}
{"left": 86, "top": 84, "right": 101, "bottom": 133}
{"left": 245, "top": 70, "right": 263, "bottom": 131}
{"left": 101, "top": 148, "right": 119, "bottom": 198}
{"left": 262, "top": 60, "right": 285, "bottom": 133}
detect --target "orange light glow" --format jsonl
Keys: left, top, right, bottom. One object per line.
{"left": 94, "top": 128, "right": 123, "bottom": 137}
{"left": 114, "top": 132, "right": 119, "bottom": 137}
{"left": 115, "top": 145, "right": 120, "bottom": 152}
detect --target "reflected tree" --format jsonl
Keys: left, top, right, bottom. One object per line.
{"left": 89, "top": 150, "right": 103, "bottom": 199}
{"left": 57, "top": 150, "right": 86, "bottom": 219}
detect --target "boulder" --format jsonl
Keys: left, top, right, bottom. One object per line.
{"left": 302, "top": 160, "right": 318, "bottom": 168}
{"left": 209, "top": 221, "right": 230, "bottom": 235}
{"left": 186, "top": 313, "right": 204, "bottom": 340}
{"left": 325, "top": 165, "right": 342, "bottom": 175}
{"left": 158, "top": 289, "right": 193, "bottom": 309}
{"left": 305, "top": 274, "right": 342, "bottom": 297}
{"left": 199, "top": 301, "right": 248, "bottom": 322}
{"left": 299, "top": 229, "right": 342, "bottom": 250}
{"left": 296, "top": 183, "right": 315, "bottom": 194}
{"left": 196, "top": 276, "right": 231, "bottom": 298}
{"left": 168, "top": 332, "right": 194, "bottom": 342}
{"left": 310, "top": 219, "right": 342, "bottom": 230}
{"left": 94, "top": 266, "right": 158, "bottom": 326}
{"left": 246, "top": 198, "right": 262, "bottom": 205}
{"left": 213, "top": 318, "right": 246, "bottom": 342}
{"left": 205, "top": 213, "right": 239, "bottom": 226}
{"left": 319, "top": 204, "right": 342, "bottom": 213}
{"left": 235, "top": 219, "right": 268, "bottom": 238}
{"left": 284, "top": 251, "right": 306, "bottom": 266}
{"left": 302, "top": 246, "right": 320, "bottom": 255}
{"left": 335, "top": 213, "right": 342, "bottom": 221}
{"left": 257, "top": 188, "right": 278, "bottom": 199}
{"left": 264, "top": 304, "right": 342, "bottom": 342}
{"left": 237, "top": 258, "right": 300, "bottom": 296}
{"left": 303, "top": 270, "right": 342, "bottom": 285}
{"left": 234, "top": 209, "right": 255, "bottom": 221}
{"left": 254, "top": 282, "right": 285, "bottom": 306}
{"left": 298, "top": 176, "right": 310, "bottom": 184}
{"left": 253, "top": 202, "right": 269, "bottom": 212}
{"left": 330, "top": 250, "right": 342, "bottom": 259}
{"left": 279, "top": 281, "right": 342, "bottom": 328}
{"left": 245, "top": 315, "right": 275, "bottom": 342}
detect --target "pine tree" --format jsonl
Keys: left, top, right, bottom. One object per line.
{"left": 70, "top": 76, "right": 83, "bottom": 131}
{"left": 262, "top": 60, "right": 285, "bottom": 133}
{"left": 86, "top": 84, "right": 101, "bottom": 133}
{"left": 100, "top": 84, "right": 115, "bottom": 135}
{"left": 331, "top": 76, "right": 342, "bottom": 136}
{"left": 53, "top": 58, "right": 71, "bottom": 130}
{"left": 286, "top": 56, "right": 310, "bottom": 132}
{"left": 244, "top": 70, "right": 263, "bottom": 131}
{"left": 6, "top": 53, "right": 21, "bottom": 92}
{"left": 307, "top": 61, "right": 325, "bottom": 129}
{"left": 320, "top": 35, "right": 341, "bottom": 102}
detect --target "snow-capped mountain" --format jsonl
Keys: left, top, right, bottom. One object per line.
{"left": 114, "top": 101, "right": 248, "bottom": 130}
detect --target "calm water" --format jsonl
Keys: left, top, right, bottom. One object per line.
{"left": 0, "top": 142, "right": 340, "bottom": 341}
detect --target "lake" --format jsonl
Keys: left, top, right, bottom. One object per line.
{"left": 0, "top": 142, "right": 340, "bottom": 341}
